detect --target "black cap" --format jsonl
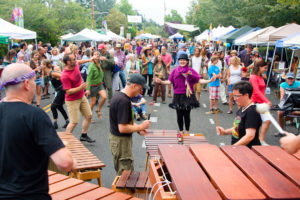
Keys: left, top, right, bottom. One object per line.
{"left": 178, "top": 53, "right": 189, "bottom": 61}
{"left": 128, "top": 74, "right": 150, "bottom": 89}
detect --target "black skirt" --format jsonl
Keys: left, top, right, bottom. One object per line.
{"left": 169, "top": 94, "right": 199, "bottom": 110}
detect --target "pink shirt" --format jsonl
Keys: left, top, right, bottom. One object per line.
{"left": 249, "top": 74, "right": 270, "bottom": 104}
{"left": 61, "top": 62, "right": 84, "bottom": 101}
{"left": 161, "top": 53, "right": 172, "bottom": 70}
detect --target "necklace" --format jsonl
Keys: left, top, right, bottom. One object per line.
{"left": 242, "top": 101, "right": 254, "bottom": 112}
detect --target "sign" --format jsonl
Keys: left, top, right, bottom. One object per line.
{"left": 127, "top": 15, "right": 142, "bottom": 23}
{"left": 126, "top": 33, "right": 131, "bottom": 40}
{"left": 120, "top": 26, "right": 124, "bottom": 37}
{"left": 278, "top": 62, "right": 285, "bottom": 70}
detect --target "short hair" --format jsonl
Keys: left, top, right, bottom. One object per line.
{"left": 252, "top": 59, "right": 267, "bottom": 75}
{"left": 232, "top": 81, "right": 253, "bottom": 98}
{"left": 31, "top": 50, "right": 39, "bottom": 58}
{"left": 211, "top": 56, "right": 219, "bottom": 63}
{"left": 63, "top": 53, "right": 72, "bottom": 65}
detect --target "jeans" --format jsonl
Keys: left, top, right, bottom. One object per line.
{"left": 119, "top": 70, "right": 126, "bottom": 88}
{"left": 132, "top": 104, "right": 146, "bottom": 114}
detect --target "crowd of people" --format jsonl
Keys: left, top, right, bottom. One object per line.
{"left": 1, "top": 38, "right": 300, "bottom": 188}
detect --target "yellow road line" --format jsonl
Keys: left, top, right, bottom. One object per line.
{"left": 45, "top": 108, "right": 51, "bottom": 113}
{"left": 43, "top": 104, "right": 51, "bottom": 110}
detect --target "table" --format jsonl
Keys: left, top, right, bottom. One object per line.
{"left": 48, "top": 170, "right": 141, "bottom": 200}
{"left": 49, "top": 132, "right": 106, "bottom": 186}
{"left": 149, "top": 144, "right": 300, "bottom": 200}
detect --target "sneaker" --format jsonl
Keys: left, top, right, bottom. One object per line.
{"left": 168, "top": 94, "right": 172, "bottom": 98}
{"left": 274, "top": 132, "right": 286, "bottom": 137}
{"left": 141, "top": 113, "right": 147, "bottom": 120}
{"left": 53, "top": 121, "right": 58, "bottom": 129}
{"left": 214, "top": 108, "right": 223, "bottom": 113}
{"left": 162, "top": 101, "right": 166, "bottom": 104}
{"left": 80, "top": 135, "right": 96, "bottom": 143}
{"left": 206, "top": 109, "right": 215, "bottom": 114}
{"left": 135, "top": 113, "right": 140, "bottom": 121}
{"left": 222, "top": 102, "right": 229, "bottom": 105}
{"left": 260, "top": 140, "right": 269, "bottom": 146}
{"left": 227, "top": 110, "right": 233, "bottom": 114}
{"left": 62, "top": 120, "right": 69, "bottom": 128}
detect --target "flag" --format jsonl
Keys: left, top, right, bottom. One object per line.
{"left": 12, "top": 7, "right": 24, "bottom": 28}
{"left": 208, "top": 23, "right": 212, "bottom": 42}
{"left": 102, "top": 20, "right": 107, "bottom": 31}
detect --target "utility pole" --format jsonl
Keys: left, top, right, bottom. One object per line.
{"left": 92, "top": 0, "right": 95, "bottom": 29}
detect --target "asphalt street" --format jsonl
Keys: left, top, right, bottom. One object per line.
{"left": 1, "top": 80, "right": 298, "bottom": 188}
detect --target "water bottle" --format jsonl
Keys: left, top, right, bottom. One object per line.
{"left": 265, "top": 87, "right": 271, "bottom": 95}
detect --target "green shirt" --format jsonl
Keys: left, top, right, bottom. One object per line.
{"left": 100, "top": 52, "right": 114, "bottom": 71}
{"left": 86, "top": 62, "right": 104, "bottom": 90}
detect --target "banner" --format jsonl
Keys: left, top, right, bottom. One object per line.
{"left": 208, "top": 23, "right": 212, "bottom": 42}
{"left": 102, "top": 20, "right": 107, "bottom": 31}
{"left": 127, "top": 15, "right": 142, "bottom": 23}
{"left": 120, "top": 26, "right": 124, "bottom": 37}
{"left": 12, "top": 7, "right": 24, "bottom": 28}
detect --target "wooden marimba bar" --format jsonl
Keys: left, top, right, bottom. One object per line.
{"left": 50, "top": 132, "right": 106, "bottom": 186}
{"left": 149, "top": 144, "right": 300, "bottom": 200}
{"left": 48, "top": 170, "right": 141, "bottom": 200}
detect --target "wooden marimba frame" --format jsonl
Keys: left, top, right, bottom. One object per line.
{"left": 49, "top": 132, "right": 106, "bottom": 186}
{"left": 149, "top": 144, "right": 300, "bottom": 200}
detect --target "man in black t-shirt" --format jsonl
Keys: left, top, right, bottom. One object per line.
{"left": 216, "top": 81, "right": 262, "bottom": 148}
{"left": 0, "top": 63, "right": 74, "bottom": 200}
{"left": 109, "top": 74, "right": 151, "bottom": 175}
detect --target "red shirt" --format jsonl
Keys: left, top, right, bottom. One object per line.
{"left": 61, "top": 62, "right": 84, "bottom": 101}
{"left": 161, "top": 53, "right": 172, "bottom": 70}
{"left": 249, "top": 74, "right": 270, "bottom": 104}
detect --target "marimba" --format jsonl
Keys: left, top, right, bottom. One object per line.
{"left": 49, "top": 132, "right": 106, "bottom": 186}
{"left": 149, "top": 144, "right": 300, "bottom": 200}
{"left": 48, "top": 170, "right": 141, "bottom": 200}
{"left": 144, "top": 129, "right": 208, "bottom": 170}
{"left": 111, "top": 170, "right": 151, "bottom": 199}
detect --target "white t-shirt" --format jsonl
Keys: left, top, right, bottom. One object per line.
{"left": 229, "top": 65, "right": 242, "bottom": 85}
{"left": 191, "top": 56, "right": 202, "bottom": 74}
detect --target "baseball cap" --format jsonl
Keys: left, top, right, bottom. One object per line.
{"left": 98, "top": 43, "right": 106, "bottom": 50}
{"left": 116, "top": 43, "right": 122, "bottom": 48}
{"left": 286, "top": 72, "right": 295, "bottom": 79}
{"left": 128, "top": 74, "right": 150, "bottom": 89}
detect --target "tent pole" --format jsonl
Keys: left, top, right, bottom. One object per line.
{"left": 266, "top": 47, "right": 276, "bottom": 88}
{"left": 289, "top": 49, "right": 295, "bottom": 73}
{"left": 285, "top": 48, "right": 289, "bottom": 65}
{"left": 35, "top": 39, "right": 37, "bottom": 50}
{"left": 237, "top": 45, "right": 240, "bottom": 53}
{"left": 281, "top": 47, "right": 284, "bottom": 61}
{"left": 265, "top": 42, "right": 269, "bottom": 62}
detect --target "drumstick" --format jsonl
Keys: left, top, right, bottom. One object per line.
{"left": 148, "top": 102, "right": 154, "bottom": 120}
{"left": 215, "top": 111, "right": 220, "bottom": 127}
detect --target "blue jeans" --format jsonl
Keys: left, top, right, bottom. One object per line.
{"left": 119, "top": 70, "right": 126, "bottom": 88}
{"left": 132, "top": 104, "right": 146, "bottom": 114}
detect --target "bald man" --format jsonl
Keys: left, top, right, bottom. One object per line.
{"left": 0, "top": 63, "right": 73, "bottom": 199}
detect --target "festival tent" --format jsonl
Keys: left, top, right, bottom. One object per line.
{"left": 0, "top": 18, "right": 36, "bottom": 40}
{"left": 106, "top": 30, "right": 125, "bottom": 41}
{"left": 211, "top": 26, "right": 235, "bottom": 41}
{"left": 219, "top": 25, "right": 253, "bottom": 44}
{"left": 60, "top": 33, "right": 74, "bottom": 40}
{"left": 135, "top": 33, "right": 160, "bottom": 40}
{"left": 282, "top": 32, "right": 300, "bottom": 47}
{"left": 194, "top": 30, "right": 208, "bottom": 41}
{"left": 234, "top": 26, "right": 276, "bottom": 45}
{"left": 169, "top": 33, "right": 184, "bottom": 40}
{"left": 257, "top": 24, "right": 300, "bottom": 43}
{"left": 63, "top": 28, "right": 110, "bottom": 42}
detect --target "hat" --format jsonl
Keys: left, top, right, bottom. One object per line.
{"left": 128, "top": 74, "right": 150, "bottom": 89}
{"left": 98, "top": 43, "right": 106, "bottom": 50}
{"left": 116, "top": 43, "right": 122, "bottom": 48}
{"left": 178, "top": 53, "right": 189, "bottom": 61}
{"left": 286, "top": 72, "right": 295, "bottom": 79}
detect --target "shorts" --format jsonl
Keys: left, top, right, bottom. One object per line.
{"left": 90, "top": 84, "right": 105, "bottom": 97}
{"left": 209, "top": 86, "right": 219, "bottom": 100}
{"left": 65, "top": 96, "right": 92, "bottom": 123}
{"left": 260, "top": 113, "right": 271, "bottom": 122}
{"left": 35, "top": 78, "right": 44, "bottom": 87}
{"left": 193, "top": 82, "right": 202, "bottom": 93}
{"left": 228, "top": 84, "right": 233, "bottom": 93}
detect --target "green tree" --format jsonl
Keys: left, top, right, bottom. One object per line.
{"left": 165, "top": 9, "right": 184, "bottom": 23}
{"left": 116, "top": 0, "right": 135, "bottom": 16}
{"left": 105, "top": 7, "right": 127, "bottom": 35}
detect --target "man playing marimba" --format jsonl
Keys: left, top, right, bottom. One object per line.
{"left": 109, "top": 74, "right": 151, "bottom": 175}
{"left": 216, "top": 81, "right": 262, "bottom": 148}
{"left": 0, "top": 63, "right": 74, "bottom": 200}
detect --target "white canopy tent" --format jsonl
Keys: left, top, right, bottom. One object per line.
{"left": 106, "top": 30, "right": 124, "bottom": 41}
{"left": 60, "top": 33, "right": 74, "bottom": 40}
{"left": 63, "top": 28, "right": 110, "bottom": 42}
{"left": 234, "top": 26, "right": 276, "bottom": 45}
{"left": 169, "top": 32, "right": 184, "bottom": 39}
{"left": 195, "top": 30, "right": 208, "bottom": 42}
{"left": 165, "top": 22, "right": 199, "bottom": 32}
{"left": 0, "top": 18, "right": 36, "bottom": 40}
{"left": 257, "top": 24, "right": 300, "bottom": 43}
{"left": 135, "top": 33, "right": 160, "bottom": 40}
{"left": 194, "top": 26, "right": 235, "bottom": 42}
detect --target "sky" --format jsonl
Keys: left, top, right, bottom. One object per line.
{"left": 117, "top": 0, "right": 193, "bottom": 25}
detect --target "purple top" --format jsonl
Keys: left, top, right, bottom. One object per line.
{"left": 136, "top": 46, "right": 142, "bottom": 55}
{"left": 169, "top": 65, "right": 200, "bottom": 94}
{"left": 115, "top": 51, "right": 126, "bottom": 70}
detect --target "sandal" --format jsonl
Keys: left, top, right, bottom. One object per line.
{"left": 96, "top": 110, "right": 102, "bottom": 119}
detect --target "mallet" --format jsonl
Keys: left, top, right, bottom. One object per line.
{"left": 148, "top": 102, "right": 154, "bottom": 120}
{"left": 256, "top": 103, "right": 286, "bottom": 135}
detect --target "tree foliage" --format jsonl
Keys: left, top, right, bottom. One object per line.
{"left": 186, "top": 0, "right": 300, "bottom": 32}
{"left": 105, "top": 7, "right": 127, "bottom": 35}
{"left": 165, "top": 9, "right": 184, "bottom": 23}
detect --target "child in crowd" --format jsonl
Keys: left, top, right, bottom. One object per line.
{"left": 131, "top": 93, "right": 147, "bottom": 121}
{"left": 206, "top": 56, "right": 222, "bottom": 114}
